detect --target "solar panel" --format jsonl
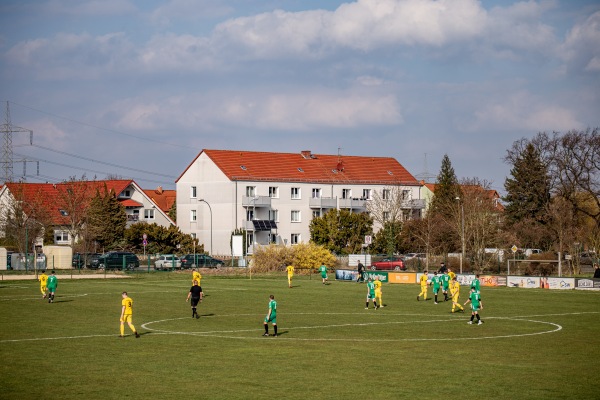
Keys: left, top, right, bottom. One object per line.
{"left": 252, "top": 220, "right": 278, "bottom": 231}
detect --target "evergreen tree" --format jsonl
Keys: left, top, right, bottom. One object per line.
{"left": 87, "top": 185, "right": 126, "bottom": 250}
{"left": 503, "top": 142, "right": 551, "bottom": 226}
{"left": 431, "top": 154, "right": 461, "bottom": 218}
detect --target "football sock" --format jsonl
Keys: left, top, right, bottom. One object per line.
{"left": 374, "top": 301, "right": 378, "bottom": 308}
{"left": 274, "top": 325, "right": 277, "bottom": 335}
{"left": 434, "top": 295, "right": 438, "bottom": 303}
{"left": 470, "top": 315, "right": 475, "bottom": 322}
{"left": 120, "top": 325, "right": 125, "bottom": 336}
{"left": 264, "top": 325, "right": 268, "bottom": 334}
{"left": 366, "top": 302, "right": 369, "bottom": 308}
{"left": 476, "top": 314, "right": 480, "bottom": 321}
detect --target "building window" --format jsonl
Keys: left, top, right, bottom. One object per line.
{"left": 270, "top": 234, "right": 278, "bottom": 244}
{"left": 144, "top": 209, "right": 155, "bottom": 220}
{"left": 246, "top": 209, "right": 254, "bottom": 220}
{"left": 291, "top": 210, "right": 301, "bottom": 222}
{"left": 312, "top": 210, "right": 321, "bottom": 218}
{"left": 59, "top": 209, "right": 69, "bottom": 216}
{"left": 291, "top": 187, "right": 301, "bottom": 199}
{"left": 342, "top": 188, "right": 352, "bottom": 199}
{"left": 383, "top": 211, "right": 390, "bottom": 221}
{"left": 312, "top": 188, "right": 321, "bottom": 198}
{"left": 269, "top": 186, "right": 279, "bottom": 198}
{"left": 269, "top": 209, "right": 279, "bottom": 222}
{"left": 382, "top": 189, "right": 391, "bottom": 200}
{"left": 190, "top": 210, "right": 197, "bottom": 222}
{"left": 402, "top": 190, "right": 410, "bottom": 200}
{"left": 55, "top": 231, "right": 69, "bottom": 242}
{"left": 362, "top": 189, "right": 371, "bottom": 200}
{"left": 124, "top": 190, "right": 131, "bottom": 197}
{"left": 291, "top": 234, "right": 300, "bottom": 245}
{"left": 246, "top": 186, "right": 256, "bottom": 197}
{"left": 247, "top": 232, "right": 254, "bottom": 246}
{"left": 191, "top": 233, "right": 196, "bottom": 239}
{"left": 191, "top": 186, "right": 197, "bottom": 198}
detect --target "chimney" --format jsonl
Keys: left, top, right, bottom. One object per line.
{"left": 300, "top": 150, "right": 312, "bottom": 159}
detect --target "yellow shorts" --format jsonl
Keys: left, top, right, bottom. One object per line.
{"left": 120, "top": 314, "right": 132, "bottom": 323}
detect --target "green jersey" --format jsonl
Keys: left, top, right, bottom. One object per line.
{"left": 469, "top": 291, "right": 481, "bottom": 310}
{"left": 47, "top": 275, "right": 58, "bottom": 289}
{"left": 431, "top": 275, "right": 441, "bottom": 288}
{"left": 318, "top": 265, "right": 327, "bottom": 276}
{"left": 441, "top": 274, "right": 450, "bottom": 288}
{"left": 366, "top": 281, "right": 375, "bottom": 296}
{"left": 268, "top": 299, "right": 277, "bottom": 316}
{"left": 470, "top": 278, "right": 481, "bottom": 292}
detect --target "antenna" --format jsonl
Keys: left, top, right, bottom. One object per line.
{"left": 1, "top": 101, "right": 34, "bottom": 184}
{"left": 414, "top": 153, "right": 436, "bottom": 183}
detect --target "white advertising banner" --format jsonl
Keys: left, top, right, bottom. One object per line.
{"left": 543, "top": 277, "right": 575, "bottom": 290}
{"left": 507, "top": 276, "right": 540, "bottom": 288}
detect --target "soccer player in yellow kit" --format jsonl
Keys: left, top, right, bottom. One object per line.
{"left": 120, "top": 292, "right": 140, "bottom": 338}
{"left": 448, "top": 268, "right": 456, "bottom": 282}
{"left": 374, "top": 278, "right": 383, "bottom": 308}
{"left": 286, "top": 265, "right": 294, "bottom": 288}
{"left": 38, "top": 271, "right": 48, "bottom": 299}
{"left": 450, "top": 276, "right": 464, "bottom": 313}
{"left": 192, "top": 269, "right": 202, "bottom": 286}
{"left": 417, "top": 271, "right": 428, "bottom": 301}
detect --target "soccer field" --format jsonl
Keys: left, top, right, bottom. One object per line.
{"left": 1, "top": 273, "right": 599, "bottom": 400}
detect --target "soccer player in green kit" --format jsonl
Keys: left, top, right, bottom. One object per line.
{"left": 46, "top": 271, "right": 58, "bottom": 303}
{"left": 318, "top": 264, "right": 328, "bottom": 284}
{"left": 441, "top": 271, "right": 450, "bottom": 301}
{"left": 430, "top": 271, "right": 442, "bottom": 304}
{"left": 464, "top": 287, "right": 483, "bottom": 325}
{"left": 365, "top": 278, "right": 378, "bottom": 309}
{"left": 263, "top": 294, "right": 277, "bottom": 337}
{"left": 470, "top": 274, "right": 481, "bottom": 294}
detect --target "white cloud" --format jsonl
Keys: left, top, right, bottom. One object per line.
{"left": 471, "top": 91, "right": 582, "bottom": 133}
{"left": 561, "top": 10, "right": 600, "bottom": 73}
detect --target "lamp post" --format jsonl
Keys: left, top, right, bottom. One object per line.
{"left": 455, "top": 197, "right": 465, "bottom": 274}
{"left": 198, "top": 199, "right": 213, "bottom": 255}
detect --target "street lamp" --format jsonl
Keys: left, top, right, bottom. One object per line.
{"left": 455, "top": 197, "right": 465, "bottom": 274}
{"left": 198, "top": 199, "right": 213, "bottom": 255}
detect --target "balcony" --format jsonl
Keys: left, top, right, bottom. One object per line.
{"left": 244, "top": 220, "right": 277, "bottom": 232}
{"left": 403, "top": 199, "right": 426, "bottom": 209}
{"left": 339, "top": 198, "right": 367, "bottom": 210}
{"left": 309, "top": 197, "right": 337, "bottom": 209}
{"left": 242, "top": 196, "right": 272, "bottom": 208}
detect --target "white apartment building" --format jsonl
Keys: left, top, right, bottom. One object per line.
{"left": 176, "top": 149, "right": 426, "bottom": 255}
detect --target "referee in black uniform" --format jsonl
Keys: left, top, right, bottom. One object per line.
{"left": 186, "top": 280, "right": 203, "bottom": 319}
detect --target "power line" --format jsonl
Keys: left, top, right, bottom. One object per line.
{"left": 20, "top": 143, "right": 177, "bottom": 179}
{"left": 9, "top": 100, "right": 197, "bottom": 150}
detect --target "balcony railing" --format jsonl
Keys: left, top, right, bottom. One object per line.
{"left": 242, "top": 196, "right": 272, "bottom": 208}
{"left": 339, "top": 198, "right": 367, "bottom": 209}
{"left": 308, "top": 197, "right": 337, "bottom": 209}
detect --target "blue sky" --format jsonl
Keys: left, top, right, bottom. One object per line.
{"left": 1, "top": 0, "right": 599, "bottom": 193}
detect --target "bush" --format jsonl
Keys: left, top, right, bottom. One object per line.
{"left": 251, "top": 243, "right": 336, "bottom": 273}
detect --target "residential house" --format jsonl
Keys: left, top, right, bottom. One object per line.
{"left": 176, "top": 149, "right": 426, "bottom": 255}
{"left": 0, "top": 180, "right": 174, "bottom": 247}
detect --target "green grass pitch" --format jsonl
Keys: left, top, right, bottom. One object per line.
{"left": 1, "top": 273, "right": 599, "bottom": 399}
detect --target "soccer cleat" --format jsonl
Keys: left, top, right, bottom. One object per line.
{"left": 468, "top": 321, "right": 472, "bottom": 324}
{"left": 478, "top": 320, "right": 483, "bottom": 325}
{"left": 262, "top": 333, "right": 269, "bottom": 336}
{"left": 272, "top": 334, "right": 278, "bottom": 337}
{"left": 434, "top": 302, "right": 438, "bottom": 304}
{"left": 365, "top": 307, "right": 369, "bottom": 309}
{"left": 417, "top": 296, "right": 420, "bottom": 301}
{"left": 196, "top": 314, "right": 199, "bottom": 319}
{"left": 119, "top": 335, "right": 125, "bottom": 338}
{"left": 135, "top": 332, "right": 140, "bottom": 338}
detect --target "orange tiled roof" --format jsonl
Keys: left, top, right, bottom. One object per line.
{"left": 178, "top": 149, "right": 419, "bottom": 185}
{"left": 143, "top": 187, "right": 176, "bottom": 213}
{"left": 3, "top": 180, "right": 134, "bottom": 225}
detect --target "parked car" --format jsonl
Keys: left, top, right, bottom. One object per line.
{"left": 154, "top": 255, "right": 182, "bottom": 270}
{"left": 404, "top": 252, "right": 426, "bottom": 260}
{"left": 180, "top": 254, "right": 225, "bottom": 269}
{"left": 371, "top": 257, "right": 406, "bottom": 271}
{"left": 91, "top": 252, "right": 139, "bottom": 270}
{"left": 72, "top": 253, "right": 101, "bottom": 268}
{"left": 579, "top": 251, "right": 597, "bottom": 265}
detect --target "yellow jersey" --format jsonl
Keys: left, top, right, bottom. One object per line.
{"left": 39, "top": 273, "right": 48, "bottom": 285}
{"left": 450, "top": 281, "right": 460, "bottom": 296}
{"left": 448, "top": 271, "right": 456, "bottom": 281}
{"left": 121, "top": 296, "right": 133, "bottom": 315}
{"left": 286, "top": 265, "right": 294, "bottom": 276}
{"left": 419, "top": 274, "right": 428, "bottom": 286}
{"left": 374, "top": 280, "right": 382, "bottom": 291}
{"left": 192, "top": 271, "right": 202, "bottom": 285}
